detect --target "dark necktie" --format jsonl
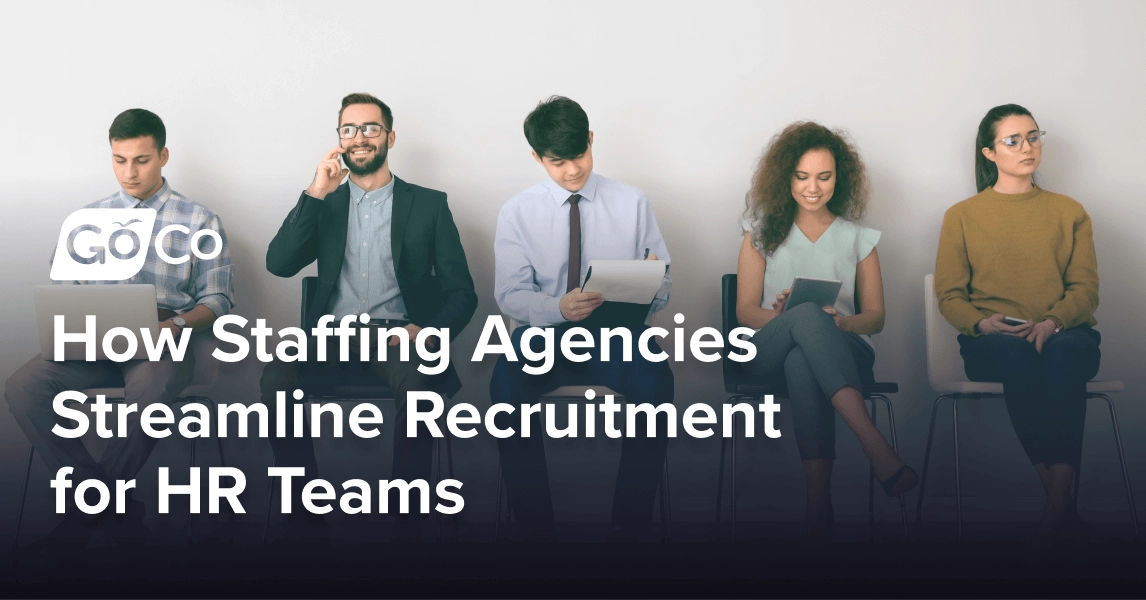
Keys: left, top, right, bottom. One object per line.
{"left": 566, "top": 194, "right": 582, "bottom": 293}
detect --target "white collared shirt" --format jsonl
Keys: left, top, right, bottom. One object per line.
{"left": 495, "top": 172, "right": 671, "bottom": 326}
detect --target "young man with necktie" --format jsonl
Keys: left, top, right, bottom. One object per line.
{"left": 491, "top": 96, "right": 674, "bottom": 542}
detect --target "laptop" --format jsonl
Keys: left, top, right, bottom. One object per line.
{"left": 34, "top": 284, "right": 158, "bottom": 361}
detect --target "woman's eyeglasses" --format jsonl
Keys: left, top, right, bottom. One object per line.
{"left": 995, "top": 131, "right": 1046, "bottom": 151}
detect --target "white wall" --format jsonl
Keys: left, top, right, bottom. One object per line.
{"left": 2, "top": 0, "right": 1144, "bottom": 538}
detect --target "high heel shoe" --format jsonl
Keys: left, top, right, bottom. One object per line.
{"left": 878, "top": 465, "right": 919, "bottom": 497}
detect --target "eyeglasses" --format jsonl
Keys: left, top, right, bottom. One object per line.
{"left": 995, "top": 130, "right": 1046, "bottom": 151}
{"left": 337, "top": 123, "right": 389, "bottom": 139}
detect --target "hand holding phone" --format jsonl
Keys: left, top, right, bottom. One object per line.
{"left": 306, "top": 147, "right": 349, "bottom": 199}
{"left": 977, "top": 313, "right": 1033, "bottom": 336}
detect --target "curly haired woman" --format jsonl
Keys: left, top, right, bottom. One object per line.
{"left": 736, "top": 122, "right": 916, "bottom": 542}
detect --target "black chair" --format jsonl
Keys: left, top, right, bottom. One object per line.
{"left": 261, "top": 276, "right": 456, "bottom": 543}
{"left": 713, "top": 274, "right": 908, "bottom": 540}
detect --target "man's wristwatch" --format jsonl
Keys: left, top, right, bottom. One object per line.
{"left": 172, "top": 316, "right": 188, "bottom": 334}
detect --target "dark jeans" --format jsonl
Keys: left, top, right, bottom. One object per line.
{"left": 490, "top": 325, "right": 674, "bottom": 537}
{"left": 744, "top": 303, "right": 876, "bottom": 461}
{"left": 958, "top": 326, "right": 1101, "bottom": 469}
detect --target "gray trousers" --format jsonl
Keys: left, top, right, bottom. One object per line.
{"left": 744, "top": 303, "right": 875, "bottom": 461}
{"left": 5, "top": 353, "right": 194, "bottom": 486}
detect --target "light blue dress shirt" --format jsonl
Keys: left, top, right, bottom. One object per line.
{"left": 494, "top": 172, "right": 671, "bottom": 326}
{"left": 328, "top": 177, "right": 408, "bottom": 320}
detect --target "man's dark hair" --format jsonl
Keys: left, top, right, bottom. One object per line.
{"left": 523, "top": 96, "right": 590, "bottom": 160}
{"left": 339, "top": 93, "right": 393, "bottom": 130}
{"left": 109, "top": 108, "right": 166, "bottom": 150}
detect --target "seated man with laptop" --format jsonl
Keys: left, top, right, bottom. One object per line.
{"left": 491, "top": 96, "right": 673, "bottom": 542}
{"left": 5, "top": 109, "right": 234, "bottom": 549}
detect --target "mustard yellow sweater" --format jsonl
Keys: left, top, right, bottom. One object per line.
{"left": 935, "top": 186, "right": 1099, "bottom": 337}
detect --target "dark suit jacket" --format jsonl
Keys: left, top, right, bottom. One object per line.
{"left": 266, "top": 176, "right": 478, "bottom": 396}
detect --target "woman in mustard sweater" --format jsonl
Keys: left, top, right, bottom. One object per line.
{"left": 935, "top": 104, "right": 1100, "bottom": 540}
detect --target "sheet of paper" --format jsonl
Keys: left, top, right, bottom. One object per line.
{"left": 580, "top": 259, "right": 666, "bottom": 304}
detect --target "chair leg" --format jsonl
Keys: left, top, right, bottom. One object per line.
{"left": 188, "top": 437, "right": 197, "bottom": 546}
{"left": 915, "top": 395, "right": 949, "bottom": 533}
{"left": 1073, "top": 462, "right": 1081, "bottom": 506}
{"left": 879, "top": 395, "right": 910, "bottom": 540}
{"left": 660, "top": 452, "right": 672, "bottom": 542}
{"left": 433, "top": 438, "right": 441, "bottom": 543}
{"left": 657, "top": 456, "right": 665, "bottom": 537}
{"left": 714, "top": 433, "right": 727, "bottom": 535}
{"left": 1097, "top": 394, "right": 1139, "bottom": 538}
{"left": 952, "top": 396, "right": 963, "bottom": 541}
{"left": 12, "top": 444, "right": 35, "bottom": 553}
{"left": 493, "top": 463, "right": 504, "bottom": 543}
{"left": 867, "top": 399, "right": 878, "bottom": 539}
{"left": 205, "top": 398, "right": 238, "bottom": 537}
{"left": 731, "top": 410, "right": 738, "bottom": 542}
{"left": 262, "top": 453, "right": 277, "bottom": 545}
{"left": 444, "top": 432, "right": 458, "bottom": 540}
{"left": 664, "top": 455, "right": 669, "bottom": 538}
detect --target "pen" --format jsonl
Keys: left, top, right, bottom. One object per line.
{"left": 644, "top": 248, "right": 650, "bottom": 259}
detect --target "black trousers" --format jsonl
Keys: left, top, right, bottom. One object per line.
{"left": 489, "top": 325, "right": 674, "bottom": 538}
{"left": 958, "top": 326, "right": 1101, "bottom": 469}
{"left": 259, "top": 333, "right": 436, "bottom": 506}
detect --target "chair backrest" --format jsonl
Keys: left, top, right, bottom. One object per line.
{"left": 721, "top": 274, "right": 749, "bottom": 389}
{"left": 924, "top": 273, "right": 970, "bottom": 390}
{"left": 302, "top": 276, "right": 320, "bottom": 329}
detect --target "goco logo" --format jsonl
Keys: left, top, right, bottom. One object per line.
{"left": 50, "top": 208, "right": 221, "bottom": 281}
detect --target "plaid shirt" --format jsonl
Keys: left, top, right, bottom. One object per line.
{"left": 52, "top": 179, "right": 235, "bottom": 317}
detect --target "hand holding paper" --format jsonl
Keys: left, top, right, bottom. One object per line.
{"left": 580, "top": 259, "right": 667, "bottom": 304}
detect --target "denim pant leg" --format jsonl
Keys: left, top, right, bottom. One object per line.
{"left": 958, "top": 328, "right": 1100, "bottom": 469}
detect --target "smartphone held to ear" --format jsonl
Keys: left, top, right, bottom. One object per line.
{"left": 1002, "top": 316, "right": 1028, "bottom": 326}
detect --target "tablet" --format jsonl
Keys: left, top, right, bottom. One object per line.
{"left": 783, "top": 276, "right": 842, "bottom": 312}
